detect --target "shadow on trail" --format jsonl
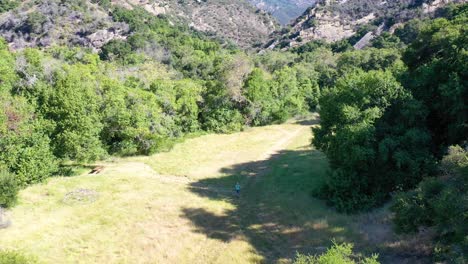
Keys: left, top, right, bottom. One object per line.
{"left": 181, "top": 144, "right": 360, "bottom": 263}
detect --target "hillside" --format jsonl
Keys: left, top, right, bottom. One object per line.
{"left": 111, "top": 0, "right": 278, "bottom": 47}
{"left": 0, "top": 0, "right": 278, "bottom": 50}
{"left": 247, "top": 0, "right": 317, "bottom": 24}
{"left": 0, "top": 0, "right": 466, "bottom": 262}
{"left": 266, "top": 0, "right": 466, "bottom": 49}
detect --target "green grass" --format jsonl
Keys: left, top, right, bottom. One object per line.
{"left": 0, "top": 116, "right": 401, "bottom": 263}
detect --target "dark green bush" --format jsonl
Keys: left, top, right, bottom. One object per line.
{"left": 313, "top": 70, "right": 434, "bottom": 212}
{"left": 0, "top": 169, "right": 19, "bottom": 208}
{"left": 402, "top": 7, "right": 468, "bottom": 153}
{"left": 391, "top": 145, "right": 468, "bottom": 262}
{"left": 0, "top": 0, "right": 19, "bottom": 14}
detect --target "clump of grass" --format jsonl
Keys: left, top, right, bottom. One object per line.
{"left": 0, "top": 250, "right": 37, "bottom": 264}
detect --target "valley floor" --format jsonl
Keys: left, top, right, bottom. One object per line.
{"left": 0, "top": 114, "right": 431, "bottom": 263}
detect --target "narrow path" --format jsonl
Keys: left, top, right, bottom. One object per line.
{"left": 207, "top": 125, "right": 311, "bottom": 262}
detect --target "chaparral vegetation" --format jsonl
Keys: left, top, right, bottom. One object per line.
{"left": 0, "top": 1, "right": 466, "bottom": 263}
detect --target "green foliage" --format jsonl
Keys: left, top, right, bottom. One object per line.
{"left": 0, "top": 250, "right": 37, "bottom": 264}
{"left": 243, "top": 68, "right": 278, "bottom": 126}
{"left": 330, "top": 39, "right": 353, "bottom": 53}
{"left": 100, "top": 78, "right": 197, "bottom": 156}
{"left": 242, "top": 65, "right": 317, "bottom": 126}
{"left": 394, "top": 19, "right": 424, "bottom": 44}
{"left": 0, "top": 0, "right": 19, "bottom": 14}
{"left": 402, "top": 8, "right": 468, "bottom": 153}
{"left": 200, "top": 81, "right": 245, "bottom": 133}
{"left": 100, "top": 40, "right": 133, "bottom": 62}
{"left": 24, "top": 12, "right": 47, "bottom": 35}
{"left": 0, "top": 95, "right": 57, "bottom": 186}
{"left": 294, "top": 242, "right": 380, "bottom": 264}
{"left": 337, "top": 48, "right": 402, "bottom": 74}
{"left": 391, "top": 145, "right": 468, "bottom": 262}
{"left": 256, "top": 51, "right": 298, "bottom": 73}
{"left": 371, "top": 32, "right": 403, "bottom": 49}
{"left": 0, "top": 39, "right": 17, "bottom": 92}
{"left": 313, "top": 70, "right": 433, "bottom": 212}
{"left": 45, "top": 65, "right": 105, "bottom": 162}
{"left": 151, "top": 79, "right": 203, "bottom": 133}
{"left": 0, "top": 169, "right": 18, "bottom": 208}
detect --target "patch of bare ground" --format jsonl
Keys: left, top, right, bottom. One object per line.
{"left": 355, "top": 205, "right": 435, "bottom": 263}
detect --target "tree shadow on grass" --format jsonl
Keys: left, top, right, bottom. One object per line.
{"left": 181, "top": 146, "right": 363, "bottom": 263}
{"left": 55, "top": 164, "right": 97, "bottom": 177}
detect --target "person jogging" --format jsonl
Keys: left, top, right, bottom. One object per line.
{"left": 235, "top": 182, "right": 241, "bottom": 196}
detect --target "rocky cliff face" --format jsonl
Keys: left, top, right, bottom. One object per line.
{"left": 247, "top": 0, "right": 317, "bottom": 24}
{"left": 0, "top": 0, "right": 279, "bottom": 50}
{"left": 267, "top": 0, "right": 466, "bottom": 49}
{"left": 0, "top": 0, "right": 129, "bottom": 50}
{"left": 112, "top": 0, "right": 279, "bottom": 48}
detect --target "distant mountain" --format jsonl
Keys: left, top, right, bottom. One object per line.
{"left": 0, "top": 0, "right": 278, "bottom": 50}
{"left": 112, "top": 0, "right": 279, "bottom": 47}
{"left": 266, "top": 0, "right": 467, "bottom": 49}
{"left": 247, "top": 0, "right": 317, "bottom": 24}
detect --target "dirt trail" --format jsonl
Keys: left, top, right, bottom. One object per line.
{"left": 257, "top": 126, "right": 307, "bottom": 161}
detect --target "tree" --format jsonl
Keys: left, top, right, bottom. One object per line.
{"left": 0, "top": 38, "right": 17, "bottom": 92}
{"left": 45, "top": 65, "right": 105, "bottom": 162}
{"left": 402, "top": 8, "right": 468, "bottom": 155}
{"left": 243, "top": 68, "right": 276, "bottom": 126}
{"left": 313, "top": 70, "right": 433, "bottom": 212}
{"left": 0, "top": 94, "right": 57, "bottom": 186}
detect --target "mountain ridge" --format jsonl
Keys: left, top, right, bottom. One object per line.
{"left": 0, "top": 0, "right": 279, "bottom": 50}
{"left": 265, "top": 0, "right": 467, "bottom": 50}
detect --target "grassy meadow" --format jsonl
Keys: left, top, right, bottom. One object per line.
{"left": 0, "top": 116, "right": 420, "bottom": 263}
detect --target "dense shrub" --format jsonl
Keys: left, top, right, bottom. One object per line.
{"left": 45, "top": 65, "right": 105, "bottom": 162}
{"left": 313, "top": 70, "right": 434, "bottom": 212}
{"left": 0, "top": 169, "right": 18, "bottom": 208}
{"left": 99, "top": 40, "right": 133, "bottom": 62}
{"left": 402, "top": 6, "right": 468, "bottom": 154}
{"left": 391, "top": 145, "right": 468, "bottom": 262}
{"left": 0, "top": 95, "right": 57, "bottom": 186}
{"left": 337, "top": 48, "right": 402, "bottom": 74}
{"left": 294, "top": 242, "right": 379, "bottom": 264}
{"left": 0, "top": 0, "right": 19, "bottom": 14}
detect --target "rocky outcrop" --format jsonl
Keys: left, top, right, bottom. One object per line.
{"left": 247, "top": 0, "right": 317, "bottom": 24}
{"left": 112, "top": 0, "right": 279, "bottom": 48}
{"left": 0, "top": 0, "right": 130, "bottom": 50}
{"left": 0, "top": 0, "right": 278, "bottom": 50}
{"left": 266, "top": 0, "right": 467, "bottom": 50}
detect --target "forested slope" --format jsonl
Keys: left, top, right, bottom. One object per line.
{"left": 0, "top": 0, "right": 466, "bottom": 263}
{"left": 0, "top": 0, "right": 278, "bottom": 50}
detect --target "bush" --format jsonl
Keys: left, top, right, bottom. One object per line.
{"left": 391, "top": 145, "right": 468, "bottom": 262}
{"left": 313, "top": 70, "right": 434, "bottom": 212}
{"left": 294, "top": 242, "right": 380, "bottom": 264}
{"left": 0, "top": 0, "right": 19, "bottom": 14}
{"left": 0, "top": 250, "right": 37, "bottom": 264}
{"left": 0, "top": 96, "right": 57, "bottom": 187}
{"left": 46, "top": 65, "right": 105, "bottom": 162}
{"left": 0, "top": 170, "right": 19, "bottom": 208}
